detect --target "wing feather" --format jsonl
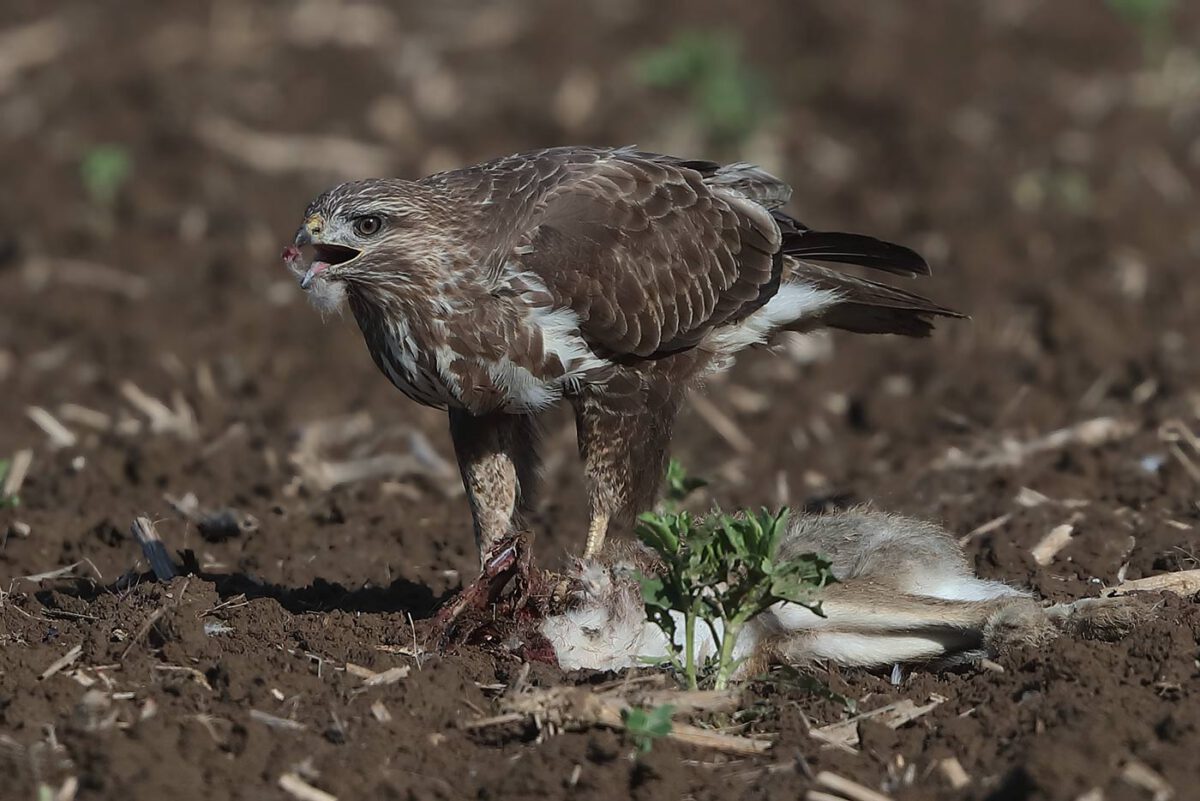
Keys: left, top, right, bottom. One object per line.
{"left": 515, "top": 152, "right": 781, "bottom": 357}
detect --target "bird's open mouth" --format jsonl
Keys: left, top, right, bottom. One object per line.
{"left": 282, "top": 243, "right": 361, "bottom": 290}
{"left": 312, "top": 243, "right": 360, "bottom": 267}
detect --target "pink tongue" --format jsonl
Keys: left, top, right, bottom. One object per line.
{"left": 300, "top": 261, "right": 329, "bottom": 289}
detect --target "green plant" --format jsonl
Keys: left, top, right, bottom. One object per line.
{"left": 636, "top": 507, "right": 834, "bottom": 691}
{"left": 1105, "top": 0, "right": 1175, "bottom": 62}
{"left": 663, "top": 458, "right": 706, "bottom": 509}
{"left": 621, "top": 704, "right": 674, "bottom": 753}
{"left": 635, "top": 30, "right": 772, "bottom": 150}
{"left": 0, "top": 460, "right": 17, "bottom": 508}
{"left": 80, "top": 144, "right": 133, "bottom": 205}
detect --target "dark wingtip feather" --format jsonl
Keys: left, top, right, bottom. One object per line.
{"left": 783, "top": 230, "right": 931, "bottom": 276}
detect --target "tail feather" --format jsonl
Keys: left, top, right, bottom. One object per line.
{"left": 772, "top": 212, "right": 930, "bottom": 276}
{"left": 785, "top": 260, "right": 966, "bottom": 338}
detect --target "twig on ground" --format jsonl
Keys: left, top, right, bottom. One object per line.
{"left": 934, "top": 417, "right": 1135, "bottom": 470}
{"left": 39, "top": 645, "right": 83, "bottom": 681}
{"left": 1106, "top": 569, "right": 1200, "bottom": 597}
{"left": 811, "top": 771, "right": 893, "bottom": 801}
{"left": 198, "top": 116, "right": 393, "bottom": 178}
{"left": 200, "top": 422, "right": 248, "bottom": 457}
{"left": 1121, "top": 759, "right": 1173, "bottom": 801}
{"left": 250, "top": 709, "right": 307, "bottom": 732}
{"left": 0, "top": 17, "right": 71, "bottom": 93}
{"left": 688, "top": 393, "right": 755, "bottom": 454}
{"left": 938, "top": 757, "right": 971, "bottom": 789}
{"left": 2, "top": 449, "right": 32, "bottom": 500}
{"left": 363, "top": 666, "right": 412, "bottom": 686}
{"left": 809, "top": 698, "right": 942, "bottom": 750}
{"left": 466, "top": 685, "right": 770, "bottom": 755}
{"left": 958, "top": 514, "right": 1011, "bottom": 546}
{"left": 120, "top": 606, "right": 168, "bottom": 661}
{"left": 26, "top": 407, "right": 77, "bottom": 449}
{"left": 1159, "top": 420, "right": 1200, "bottom": 484}
{"left": 1031, "top": 522, "right": 1076, "bottom": 566}
{"left": 199, "top": 594, "right": 249, "bottom": 618}
{"left": 278, "top": 773, "right": 338, "bottom": 801}
{"left": 290, "top": 415, "right": 458, "bottom": 494}
{"left": 23, "top": 258, "right": 148, "bottom": 300}
{"left": 120, "top": 382, "right": 199, "bottom": 440}
{"left": 58, "top": 404, "right": 113, "bottom": 431}
{"left": 1014, "top": 486, "right": 1089, "bottom": 509}
{"left": 19, "top": 560, "right": 102, "bottom": 584}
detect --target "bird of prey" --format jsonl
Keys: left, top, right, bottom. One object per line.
{"left": 284, "top": 146, "right": 961, "bottom": 565}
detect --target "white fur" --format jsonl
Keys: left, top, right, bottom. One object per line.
{"left": 915, "top": 576, "right": 1026, "bottom": 602}
{"left": 800, "top": 632, "right": 967, "bottom": 666}
{"left": 303, "top": 274, "right": 348, "bottom": 315}
{"left": 701, "top": 283, "right": 841, "bottom": 354}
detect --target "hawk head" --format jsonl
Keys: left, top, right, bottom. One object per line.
{"left": 283, "top": 178, "right": 451, "bottom": 313}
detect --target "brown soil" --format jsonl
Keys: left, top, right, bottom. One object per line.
{"left": 2, "top": 2, "right": 1199, "bottom": 800}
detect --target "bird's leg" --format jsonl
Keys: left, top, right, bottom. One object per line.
{"left": 584, "top": 511, "right": 611, "bottom": 560}
{"left": 574, "top": 391, "right": 681, "bottom": 558}
{"left": 447, "top": 409, "right": 540, "bottom": 566}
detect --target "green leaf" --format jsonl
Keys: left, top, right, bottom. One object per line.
{"left": 81, "top": 144, "right": 133, "bottom": 205}
{"left": 664, "top": 458, "right": 707, "bottom": 506}
{"left": 0, "top": 459, "right": 16, "bottom": 508}
{"left": 635, "top": 513, "right": 678, "bottom": 555}
{"left": 631, "top": 30, "right": 773, "bottom": 150}
{"left": 636, "top": 572, "right": 672, "bottom": 611}
{"left": 622, "top": 704, "right": 675, "bottom": 753}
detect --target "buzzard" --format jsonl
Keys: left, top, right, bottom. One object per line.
{"left": 284, "top": 146, "right": 960, "bottom": 564}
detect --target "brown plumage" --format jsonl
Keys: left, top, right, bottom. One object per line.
{"left": 283, "top": 146, "right": 963, "bottom": 564}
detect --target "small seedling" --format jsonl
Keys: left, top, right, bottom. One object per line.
{"left": 634, "top": 30, "right": 772, "bottom": 150}
{"left": 80, "top": 144, "right": 133, "bottom": 206}
{"left": 0, "top": 460, "right": 17, "bottom": 508}
{"left": 636, "top": 506, "right": 834, "bottom": 690}
{"left": 1105, "top": 0, "right": 1175, "bottom": 62}
{"left": 663, "top": 458, "right": 706, "bottom": 509}
{"left": 621, "top": 704, "right": 674, "bottom": 753}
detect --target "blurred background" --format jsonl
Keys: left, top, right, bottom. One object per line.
{"left": 1, "top": 0, "right": 1198, "bottom": 589}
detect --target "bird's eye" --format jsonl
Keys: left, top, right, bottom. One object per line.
{"left": 353, "top": 215, "right": 383, "bottom": 237}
